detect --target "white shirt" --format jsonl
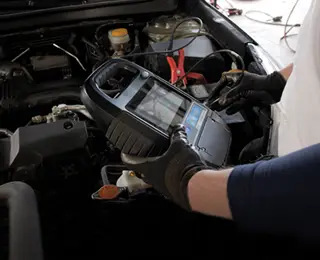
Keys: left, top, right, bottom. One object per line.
{"left": 270, "top": 0, "right": 320, "bottom": 156}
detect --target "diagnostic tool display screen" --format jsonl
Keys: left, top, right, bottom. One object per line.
{"left": 127, "top": 78, "right": 191, "bottom": 133}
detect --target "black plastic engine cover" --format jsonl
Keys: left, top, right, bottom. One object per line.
{"left": 0, "top": 120, "right": 88, "bottom": 172}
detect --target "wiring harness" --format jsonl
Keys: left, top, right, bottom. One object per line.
{"left": 122, "top": 17, "right": 245, "bottom": 84}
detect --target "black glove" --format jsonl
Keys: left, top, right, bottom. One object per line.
{"left": 219, "top": 71, "right": 286, "bottom": 115}
{"left": 121, "top": 125, "right": 209, "bottom": 210}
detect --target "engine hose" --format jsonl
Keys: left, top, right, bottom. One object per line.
{"left": 101, "top": 165, "right": 127, "bottom": 185}
{"left": 29, "top": 79, "right": 83, "bottom": 93}
{"left": 0, "top": 182, "right": 43, "bottom": 260}
{"left": 22, "top": 89, "right": 80, "bottom": 107}
{"left": 0, "top": 79, "right": 83, "bottom": 111}
{"left": 0, "top": 128, "right": 13, "bottom": 137}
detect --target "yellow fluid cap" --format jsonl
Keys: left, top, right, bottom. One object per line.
{"left": 111, "top": 28, "right": 128, "bottom": 37}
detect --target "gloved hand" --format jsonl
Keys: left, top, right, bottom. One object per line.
{"left": 218, "top": 71, "right": 286, "bottom": 115}
{"left": 121, "top": 125, "right": 209, "bottom": 210}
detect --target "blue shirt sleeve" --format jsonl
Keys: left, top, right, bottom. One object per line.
{"left": 228, "top": 143, "right": 320, "bottom": 238}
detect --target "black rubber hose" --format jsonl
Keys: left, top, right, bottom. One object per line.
{"left": 22, "top": 89, "right": 80, "bottom": 107}
{"left": 28, "top": 79, "right": 83, "bottom": 93}
{"left": 100, "top": 165, "right": 128, "bottom": 185}
{"left": 0, "top": 128, "right": 13, "bottom": 137}
{"left": 0, "top": 182, "right": 43, "bottom": 260}
{"left": 21, "top": 80, "right": 82, "bottom": 107}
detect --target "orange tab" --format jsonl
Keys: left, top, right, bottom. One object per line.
{"left": 227, "top": 69, "right": 243, "bottom": 73}
{"left": 98, "top": 185, "right": 121, "bottom": 200}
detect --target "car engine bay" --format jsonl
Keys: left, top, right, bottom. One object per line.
{"left": 0, "top": 13, "right": 275, "bottom": 258}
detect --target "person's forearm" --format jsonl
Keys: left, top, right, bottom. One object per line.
{"left": 188, "top": 144, "right": 320, "bottom": 238}
{"left": 279, "top": 63, "right": 293, "bottom": 81}
{"left": 188, "top": 168, "right": 233, "bottom": 219}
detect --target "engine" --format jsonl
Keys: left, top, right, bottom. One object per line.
{"left": 0, "top": 14, "right": 267, "bottom": 191}
{"left": 0, "top": 14, "right": 272, "bottom": 258}
{"left": 0, "top": 15, "right": 233, "bottom": 180}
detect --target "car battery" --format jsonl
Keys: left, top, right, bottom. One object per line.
{"left": 145, "top": 36, "right": 226, "bottom": 83}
